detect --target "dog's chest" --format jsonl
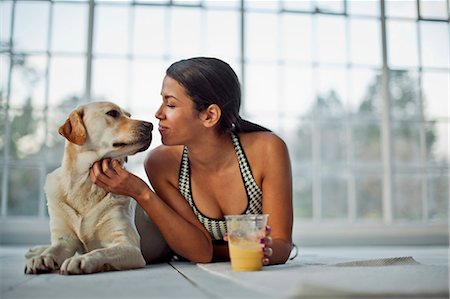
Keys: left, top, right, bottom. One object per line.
{"left": 51, "top": 184, "right": 126, "bottom": 244}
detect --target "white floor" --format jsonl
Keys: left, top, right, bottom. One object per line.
{"left": 1, "top": 246, "right": 448, "bottom": 299}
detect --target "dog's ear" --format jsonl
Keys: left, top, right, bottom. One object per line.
{"left": 58, "top": 108, "right": 86, "bottom": 145}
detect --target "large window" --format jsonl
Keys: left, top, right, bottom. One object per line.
{"left": 1, "top": 0, "right": 448, "bottom": 243}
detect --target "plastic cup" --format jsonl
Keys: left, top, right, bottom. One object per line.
{"left": 225, "top": 214, "right": 268, "bottom": 272}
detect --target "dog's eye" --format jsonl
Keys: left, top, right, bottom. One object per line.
{"left": 106, "top": 110, "right": 120, "bottom": 118}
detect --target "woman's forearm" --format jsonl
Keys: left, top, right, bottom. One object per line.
{"left": 269, "top": 238, "right": 292, "bottom": 265}
{"left": 135, "top": 188, "right": 213, "bottom": 263}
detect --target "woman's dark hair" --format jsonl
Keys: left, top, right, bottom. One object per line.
{"left": 166, "top": 57, "right": 270, "bottom": 133}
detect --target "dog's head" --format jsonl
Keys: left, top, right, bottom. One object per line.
{"left": 58, "top": 101, "right": 153, "bottom": 159}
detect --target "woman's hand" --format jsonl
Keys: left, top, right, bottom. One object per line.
{"left": 261, "top": 225, "right": 273, "bottom": 266}
{"left": 89, "top": 158, "right": 149, "bottom": 199}
{"left": 223, "top": 224, "right": 273, "bottom": 266}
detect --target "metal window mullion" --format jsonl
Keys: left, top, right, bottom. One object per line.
{"left": 380, "top": 0, "right": 393, "bottom": 224}
{"left": 38, "top": 0, "right": 54, "bottom": 218}
{"left": 415, "top": 1, "right": 429, "bottom": 223}
{"left": 312, "top": 120, "right": 322, "bottom": 221}
{"left": 1, "top": 1, "right": 17, "bottom": 218}
{"left": 126, "top": 3, "right": 134, "bottom": 110}
{"left": 311, "top": 13, "right": 321, "bottom": 221}
{"left": 84, "top": 0, "right": 95, "bottom": 102}
{"left": 239, "top": 0, "right": 245, "bottom": 107}
{"left": 345, "top": 12, "right": 356, "bottom": 222}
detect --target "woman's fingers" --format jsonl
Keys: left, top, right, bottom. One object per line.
{"left": 263, "top": 247, "right": 273, "bottom": 257}
{"left": 223, "top": 233, "right": 228, "bottom": 242}
{"left": 265, "top": 225, "right": 271, "bottom": 235}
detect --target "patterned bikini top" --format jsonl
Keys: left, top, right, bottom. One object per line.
{"left": 178, "top": 132, "right": 263, "bottom": 240}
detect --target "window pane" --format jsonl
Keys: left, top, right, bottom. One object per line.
{"left": 322, "top": 175, "right": 348, "bottom": 219}
{"left": 282, "top": 66, "right": 313, "bottom": 117}
{"left": 49, "top": 56, "right": 85, "bottom": 107}
{"left": 317, "top": 15, "right": 346, "bottom": 64}
{"left": 10, "top": 55, "right": 48, "bottom": 109}
{"left": 387, "top": 20, "right": 419, "bottom": 68}
{"left": 8, "top": 108, "right": 45, "bottom": 160}
{"left": 7, "top": 167, "right": 41, "bottom": 216}
{"left": 13, "top": 1, "right": 50, "bottom": 52}
{"left": 96, "top": 0, "right": 132, "bottom": 2}
{"left": 419, "top": 0, "right": 448, "bottom": 19}
{"left": 169, "top": 7, "right": 202, "bottom": 59}
{"left": 246, "top": 12, "right": 278, "bottom": 61}
{"left": 353, "top": 122, "right": 382, "bottom": 162}
{"left": 129, "top": 59, "right": 166, "bottom": 111}
{"left": 426, "top": 122, "right": 449, "bottom": 163}
{"left": 133, "top": 6, "right": 166, "bottom": 57}
{"left": 294, "top": 172, "right": 313, "bottom": 218}
{"left": 316, "top": 68, "right": 347, "bottom": 116}
{"left": 204, "top": 0, "right": 240, "bottom": 9}
{"left": 422, "top": 70, "right": 449, "bottom": 120}
{"left": 46, "top": 107, "right": 71, "bottom": 161}
{"left": 0, "top": 109, "right": 5, "bottom": 157}
{"left": 173, "top": 0, "right": 201, "bottom": 5}
{"left": 321, "top": 121, "right": 347, "bottom": 162}
{"left": 348, "top": 0, "right": 380, "bottom": 17}
{"left": 428, "top": 171, "right": 449, "bottom": 221}
{"left": 1, "top": 54, "right": 10, "bottom": 102}
{"left": 291, "top": 121, "right": 312, "bottom": 162}
{"left": 393, "top": 174, "right": 422, "bottom": 220}
{"left": 244, "top": 63, "right": 279, "bottom": 114}
{"left": 134, "top": 0, "right": 168, "bottom": 3}
{"left": 386, "top": 0, "right": 417, "bottom": 18}
{"left": 245, "top": 0, "right": 279, "bottom": 11}
{"left": 349, "top": 68, "right": 381, "bottom": 115}
{"left": 356, "top": 175, "right": 382, "bottom": 220}
{"left": 1, "top": 1, "right": 13, "bottom": 47}
{"left": 51, "top": 3, "right": 88, "bottom": 53}
{"left": 94, "top": 5, "right": 130, "bottom": 55}
{"left": 349, "top": 18, "right": 381, "bottom": 66}
{"left": 316, "top": 0, "right": 344, "bottom": 13}
{"left": 281, "top": 0, "right": 313, "bottom": 11}
{"left": 92, "top": 58, "right": 128, "bottom": 106}
{"left": 420, "top": 21, "right": 449, "bottom": 69}
{"left": 281, "top": 13, "right": 313, "bottom": 63}
{"left": 392, "top": 121, "right": 421, "bottom": 164}
{"left": 205, "top": 10, "right": 240, "bottom": 61}
{"left": 390, "top": 70, "right": 420, "bottom": 119}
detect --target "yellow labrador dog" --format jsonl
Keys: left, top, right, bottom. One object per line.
{"left": 25, "top": 101, "right": 151, "bottom": 275}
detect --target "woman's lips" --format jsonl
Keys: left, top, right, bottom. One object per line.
{"left": 158, "top": 125, "right": 168, "bottom": 134}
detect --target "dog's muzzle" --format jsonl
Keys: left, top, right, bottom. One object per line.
{"left": 136, "top": 121, "right": 153, "bottom": 153}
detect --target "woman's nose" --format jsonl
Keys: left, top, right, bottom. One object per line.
{"left": 155, "top": 105, "right": 164, "bottom": 120}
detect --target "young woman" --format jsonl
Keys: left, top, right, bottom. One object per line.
{"left": 90, "top": 57, "right": 293, "bottom": 265}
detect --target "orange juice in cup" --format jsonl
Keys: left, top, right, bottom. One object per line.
{"left": 225, "top": 214, "right": 268, "bottom": 272}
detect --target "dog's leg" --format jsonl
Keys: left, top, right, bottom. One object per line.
{"left": 25, "top": 238, "right": 81, "bottom": 274}
{"left": 25, "top": 245, "right": 50, "bottom": 259}
{"left": 60, "top": 244, "right": 145, "bottom": 275}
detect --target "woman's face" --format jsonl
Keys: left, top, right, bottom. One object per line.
{"left": 155, "top": 75, "right": 203, "bottom": 145}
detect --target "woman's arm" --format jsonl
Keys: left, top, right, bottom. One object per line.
{"left": 258, "top": 133, "right": 294, "bottom": 265}
{"left": 89, "top": 150, "right": 214, "bottom": 263}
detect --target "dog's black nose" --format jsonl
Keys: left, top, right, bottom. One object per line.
{"left": 141, "top": 121, "right": 153, "bottom": 131}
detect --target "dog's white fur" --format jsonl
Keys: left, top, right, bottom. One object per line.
{"left": 25, "top": 101, "right": 152, "bottom": 275}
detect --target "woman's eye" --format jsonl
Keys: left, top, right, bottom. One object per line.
{"left": 166, "top": 104, "right": 176, "bottom": 108}
{"left": 106, "top": 110, "right": 120, "bottom": 118}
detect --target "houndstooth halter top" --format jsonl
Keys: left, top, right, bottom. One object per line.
{"left": 178, "top": 132, "right": 263, "bottom": 240}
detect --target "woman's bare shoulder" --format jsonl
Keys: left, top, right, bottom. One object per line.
{"left": 239, "top": 131, "right": 288, "bottom": 155}
{"left": 145, "top": 145, "right": 183, "bottom": 181}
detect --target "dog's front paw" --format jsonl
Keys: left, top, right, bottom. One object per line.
{"left": 60, "top": 255, "right": 96, "bottom": 275}
{"left": 25, "top": 255, "right": 59, "bottom": 274}
{"left": 25, "top": 245, "right": 50, "bottom": 259}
